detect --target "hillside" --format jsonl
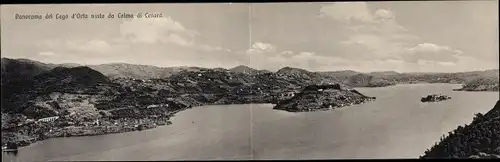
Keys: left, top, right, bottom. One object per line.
{"left": 229, "top": 65, "right": 258, "bottom": 74}
{"left": 369, "top": 71, "right": 400, "bottom": 76}
{"left": 319, "top": 70, "right": 397, "bottom": 87}
{"left": 88, "top": 63, "right": 184, "bottom": 79}
{"left": 454, "top": 72, "right": 499, "bottom": 91}
{"left": 421, "top": 100, "right": 500, "bottom": 159}
{"left": 1, "top": 66, "right": 115, "bottom": 115}
{"left": 163, "top": 67, "right": 346, "bottom": 105}
{"left": 277, "top": 66, "right": 314, "bottom": 76}
{"left": 1, "top": 58, "right": 54, "bottom": 86}
{"left": 391, "top": 70, "right": 498, "bottom": 85}
{"left": 276, "top": 67, "right": 341, "bottom": 85}
{"left": 455, "top": 78, "right": 499, "bottom": 92}
{"left": 31, "top": 66, "right": 113, "bottom": 93}
{"left": 319, "top": 70, "right": 361, "bottom": 80}
{"left": 1, "top": 58, "right": 55, "bottom": 115}
{"left": 1, "top": 57, "right": 498, "bottom": 150}
{"left": 1, "top": 64, "right": 201, "bottom": 147}
{"left": 3, "top": 58, "right": 497, "bottom": 90}
{"left": 344, "top": 73, "right": 396, "bottom": 87}
{"left": 1, "top": 59, "right": 358, "bottom": 148}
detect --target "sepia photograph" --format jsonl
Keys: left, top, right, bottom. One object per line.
{"left": 1, "top": 1, "right": 499, "bottom": 161}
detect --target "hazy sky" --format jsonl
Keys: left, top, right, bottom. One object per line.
{"left": 1, "top": 1, "right": 498, "bottom": 72}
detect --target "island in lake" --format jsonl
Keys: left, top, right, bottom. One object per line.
{"left": 421, "top": 94, "right": 452, "bottom": 103}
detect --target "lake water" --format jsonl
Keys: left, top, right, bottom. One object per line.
{"left": 2, "top": 84, "right": 499, "bottom": 161}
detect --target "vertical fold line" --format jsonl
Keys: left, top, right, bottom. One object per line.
{"left": 248, "top": 2, "right": 255, "bottom": 160}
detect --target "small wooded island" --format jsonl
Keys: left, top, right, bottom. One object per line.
{"left": 421, "top": 94, "right": 452, "bottom": 102}
{"left": 273, "top": 84, "right": 376, "bottom": 112}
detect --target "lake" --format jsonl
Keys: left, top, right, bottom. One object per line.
{"left": 2, "top": 84, "right": 499, "bottom": 161}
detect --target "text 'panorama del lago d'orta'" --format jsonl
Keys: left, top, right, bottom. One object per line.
{"left": 1, "top": 2, "right": 499, "bottom": 161}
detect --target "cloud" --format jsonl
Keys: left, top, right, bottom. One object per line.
{"left": 319, "top": 2, "right": 467, "bottom": 67}
{"left": 319, "top": 3, "right": 415, "bottom": 62}
{"left": 437, "top": 61, "right": 457, "bottom": 66}
{"left": 269, "top": 51, "right": 356, "bottom": 71}
{"left": 402, "top": 43, "right": 463, "bottom": 63}
{"left": 120, "top": 17, "right": 194, "bottom": 45}
{"left": 67, "top": 39, "right": 112, "bottom": 53}
{"left": 338, "top": 34, "right": 406, "bottom": 61}
{"left": 198, "top": 44, "right": 231, "bottom": 52}
{"left": 409, "top": 43, "right": 459, "bottom": 53}
{"left": 164, "top": 33, "right": 193, "bottom": 47}
{"left": 38, "top": 51, "right": 56, "bottom": 56}
{"left": 253, "top": 42, "right": 276, "bottom": 52}
{"left": 374, "top": 9, "right": 395, "bottom": 20}
{"left": 389, "top": 34, "right": 420, "bottom": 42}
{"left": 119, "top": 16, "right": 229, "bottom": 53}
{"left": 320, "top": 3, "right": 401, "bottom": 26}
{"left": 241, "top": 42, "right": 446, "bottom": 72}
{"left": 319, "top": 2, "right": 376, "bottom": 23}
{"left": 36, "top": 15, "right": 231, "bottom": 62}
{"left": 244, "top": 42, "right": 357, "bottom": 71}
{"left": 38, "top": 39, "right": 113, "bottom": 55}
{"left": 246, "top": 42, "right": 276, "bottom": 54}
{"left": 28, "top": 14, "right": 238, "bottom": 68}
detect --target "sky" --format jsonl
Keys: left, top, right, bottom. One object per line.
{"left": 1, "top": 1, "right": 498, "bottom": 73}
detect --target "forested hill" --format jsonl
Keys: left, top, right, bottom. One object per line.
{"left": 421, "top": 100, "right": 500, "bottom": 159}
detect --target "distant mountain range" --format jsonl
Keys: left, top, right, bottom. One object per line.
{"left": 1, "top": 57, "right": 498, "bottom": 89}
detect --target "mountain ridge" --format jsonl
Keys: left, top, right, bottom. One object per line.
{"left": 2, "top": 57, "right": 498, "bottom": 90}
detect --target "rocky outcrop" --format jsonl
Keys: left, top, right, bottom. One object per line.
{"left": 273, "top": 84, "right": 376, "bottom": 112}
{"left": 421, "top": 100, "right": 500, "bottom": 159}
{"left": 421, "top": 94, "right": 452, "bottom": 102}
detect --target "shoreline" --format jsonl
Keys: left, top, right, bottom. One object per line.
{"left": 359, "top": 83, "right": 498, "bottom": 93}
{"left": 2, "top": 83, "right": 498, "bottom": 151}
{"left": 3, "top": 99, "right": 363, "bottom": 150}
{"left": 1, "top": 107, "right": 191, "bottom": 150}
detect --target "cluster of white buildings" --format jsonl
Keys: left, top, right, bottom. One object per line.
{"left": 146, "top": 104, "right": 169, "bottom": 108}
{"left": 37, "top": 116, "right": 59, "bottom": 122}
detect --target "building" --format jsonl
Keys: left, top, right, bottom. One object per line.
{"left": 94, "top": 118, "right": 100, "bottom": 126}
{"left": 280, "top": 90, "right": 299, "bottom": 98}
{"left": 37, "top": 116, "right": 59, "bottom": 122}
